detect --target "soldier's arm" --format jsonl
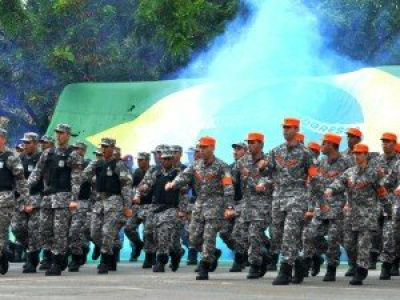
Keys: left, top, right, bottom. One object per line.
{"left": 116, "top": 161, "right": 133, "bottom": 208}
{"left": 171, "top": 163, "right": 194, "bottom": 189}
{"left": 221, "top": 163, "right": 235, "bottom": 208}
{"left": 27, "top": 150, "right": 47, "bottom": 187}
{"left": 327, "top": 169, "right": 349, "bottom": 194}
{"left": 8, "top": 154, "right": 29, "bottom": 198}
{"left": 135, "top": 168, "right": 156, "bottom": 198}
{"left": 69, "top": 151, "right": 84, "bottom": 201}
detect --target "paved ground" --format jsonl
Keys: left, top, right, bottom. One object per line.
{"left": 0, "top": 263, "right": 399, "bottom": 300}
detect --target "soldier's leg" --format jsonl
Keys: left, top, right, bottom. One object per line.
{"left": 326, "top": 219, "right": 342, "bottom": 267}
{"left": 219, "top": 218, "right": 236, "bottom": 251}
{"left": 189, "top": 208, "right": 205, "bottom": 253}
{"left": 270, "top": 204, "right": 285, "bottom": 256}
{"left": 369, "top": 215, "right": 383, "bottom": 270}
{"left": 101, "top": 209, "right": 119, "bottom": 256}
{"left": 52, "top": 208, "right": 70, "bottom": 256}
{"left": 247, "top": 220, "right": 267, "bottom": 279}
{"left": 201, "top": 219, "right": 220, "bottom": 265}
{"left": 280, "top": 208, "right": 303, "bottom": 266}
{"left": 11, "top": 211, "right": 28, "bottom": 249}
{"left": 40, "top": 207, "right": 54, "bottom": 251}
{"left": 379, "top": 216, "right": 394, "bottom": 279}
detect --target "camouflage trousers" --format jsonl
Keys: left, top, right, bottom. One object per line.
{"left": 0, "top": 206, "right": 14, "bottom": 258}
{"left": 380, "top": 216, "right": 395, "bottom": 263}
{"left": 178, "top": 218, "right": 190, "bottom": 249}
{"left": 308, "top": 218, "right": 343, "bottom": 266}
{"left": 220, "top": 218, "right": 236, "bottom": 251}
{"left": 91, "top": 196, "right": 123, "bottom": 255}
{"left": 271, "top": 197, "right": 305, "bottom": 266}
{"left": 124, "top": 205, "right": 149, "bottom": 245}
{"left": 189, "top": 202, "right": 222, "bottom": 264}
{"left": 153, "top": 208, "right": 180, "bottom": 255}
{"left": 68, "top": 204, "right": 89, "bottom": 255}
{"left": 11, "top": 208, "right": 41, "bottom": 253}
{"left": 370, "top": 214, "right": 383, "bottom": 258}
{"left": 40, "top": 207, "right": 70, "bottom": 256}
{"left": 344, "top": 229, "right": 372, "bottom": 269}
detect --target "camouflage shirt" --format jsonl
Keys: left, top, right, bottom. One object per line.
{"left": 81, "top": 158, "right": 132, "bottom": 207}
{"left": 329, "top": 162, "right": 387, "bottom": 229}
{"left": 310, "top": 154, "right": 351, "bottom": 218}
{"left": 172, "top": 156, "right": 234, "bottom": 208}
{"left": 0, "top": 148, "right": 29, "bottom": 207}
{"left": 266, "top": 142, "right": 317, "bottom": 197}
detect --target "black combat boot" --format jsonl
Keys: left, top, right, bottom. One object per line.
{"left": 196, "top": 261, "right": 210, "bottom": 280}
{"left": 209, "top": 249, "right": 222, "bottom": 272}
{"left": 229, "top": 252, "right": 244, "bottom": 273}
{"left": 311, "top": 254, "right": 323, "bottom": 277}
{"left": 81, "top": 245, "right": 90, "bottom": 265}
{"left": 0, "top": 252, "right": 9, "bottom": 275}
{"left": 292, "top": 258, "right": 306, "bottom": 284}
{"left": 379, "top": 262, "right": 392, "bottom": 280}
{"left": 390, "top": 258, "right": 399, "bottom": 276}
{"left": 323, "top": 265, "right": 336, "bottom": 282}
{"left": 142, "top": 252, "right": 155, "bottom": 269}
{"left": 39, "top": 249, "right": 52, "bottom": 270}
{"left": 345, "top": 259, "right": 356, "bottom": 277}
{"left": 349, "top": 266, "right": 368, "bottom": 285}
{"left": 98, "top": 253, "right": 110, "bottom": 274}
{"left": 109, "top": 247, "right": 120, "bottom": 272}
{"left": 247, "top": 264, "right": 261, "bottom": 279}
{"left": 133, "top": 241, "right": 144, "bottom": 261}
{"left": 45, "top": 254, "right": 62, "bottom": 276}
{"left": 187, "top": 248, "right": 198, "bottom": 266}
{"left": 68, "top": 254, "right": 82, "bottom": 272}
{"left": 259, "top": 252, "right": 271, "bottom": 278}
{"left": 170, "top": 250, "right": 183, "bottom": 272}
{"left": 267, "top": 253, "right": 279, "bottom": 271}
{"left": 23, "top": 251, "right": 40, "bottom": 273}
{"left": 153, "top": 253, "right": 169, "bottom": 273}
{"left": 92, "top": 245, "right": 101, "bottom": 261}
{"left": 369, "top": 252, "right": 379, "bottom": 270}
{"left": 303, "top": 257, "right": 312, "bottom": 278}
{"left": 272, "top": 262, "right": 292, "bottom": 285}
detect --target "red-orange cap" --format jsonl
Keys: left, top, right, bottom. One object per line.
{"left": 395, "top": 144, "right": 400, "bottom": 153}
{"left": 353, "top": 143, "right": 369, "bottom": 153}
{"left": 323, "top": 133, "right": 342, "bottom": 145}
{"left": 283, "top": 117, "right": 300, "bottom": 128}
{"left": 246, "top": 132, "right": 265, "bottom": 142}
{"left": 347, "top": 128, "right": 362, "bottom": 138}
{"left": 307, "top": 142, "right": 321, "bottom": 152}
{"left": 381, "top": 132, "right": 397, "bottom": 142}
{"left": 199, "top": 136, "right": 216, "bottom": 147}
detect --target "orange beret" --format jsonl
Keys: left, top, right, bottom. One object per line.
{"left": 307, "top": 142, "right": 321, "bottom": 153}
{"left": 199, "top": 136, "right": 216, "bottom": 147}
{"left": 395, "top": 144, "right": 400, "bottom": 153}
{"left": 283, "top": 117, "right": 300, "bottom": 128}
{"left": 296, "top": 133, "right": 305, "bottom": 142}
{"left": 347, "top": 128, "right": 362, "bottom": 138}
{"left": 246, "top": 132, "right": 265, "bottom": 142}
{"left": 353, "top": 143, "right": 369, "bottom": 153}
{"left": 323, "top": 133, "right": 342, "bottom": 145}
{"left": 381, "top": 132, "right": 397, "bottom": 142}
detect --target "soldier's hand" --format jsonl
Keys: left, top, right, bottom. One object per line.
{"left": 178, "top": 210, "right": 186, "bottom": 219}
{"left": 240, "top": 167, "right": 249, "bottom": 177}
{"left": 138, "top": 184, "right": 149, "bottom": 193}
{"left": 304, "top": 211, "right": 314, "bottom": 220}
{"left": 257, "top": 159, "right": 267, "bottom": 170}
{"left": 255, "top": 184, "right": 266, "bottom": 193}
{"left": 165, "top": 182, "right": 174, "bottom": 191}
{"left": 69, "top": 201, "right": 79, "bottom": 211}
{"left": 320, "top": 204, "right": 330, "bottom": 212}
{"left": 132, "top": 197, "right": 141, "bottom": 205}
{"left": 123, "top": 207, "right": 133, "bottom": 218}
{"left": 224, "top": 208, "right": 235, "bottom": 220}
{"left": 395, "top": 187, "right": 400, "bottom": 196}
{"left": 23, "top": 205, "right": 34, "bottom": 214}
{"left": 343, "top": 204, "right": 351, "bottom": 213}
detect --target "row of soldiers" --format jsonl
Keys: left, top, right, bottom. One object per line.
{"left": 0, "top": 118, "right": 400, "bottom": 287}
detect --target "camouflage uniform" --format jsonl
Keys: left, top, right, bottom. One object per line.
{"left": 267, "top": 143, "right": 316, "bottom": 266}
{"left": 328, "top": 162, "right": 387, "bottom": 269}
{"left": 309, "top": 155, "right": 350, "bottom": 267}
{"left": 28, "top": 145, "right": 82, "bottom": 257}
{"left": 136, "top": 160, "right": 182, "bottom": 271}
{"left": 81, "top": 154, "right": 132, "bottom": 256}
{"left": 372, "top": 153, "right": 399, "bottom": 265}
{"left": 0, "top": 146, "right": 29, "bottom": 274}
{"left": 11, "top": 148, "right": 43, "bottom": 255}
{"left": 172, "top": 157, "right": 234, "bottom": 265}
{"left": 233, "top": 152, "right": 271, "bottom": 268}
